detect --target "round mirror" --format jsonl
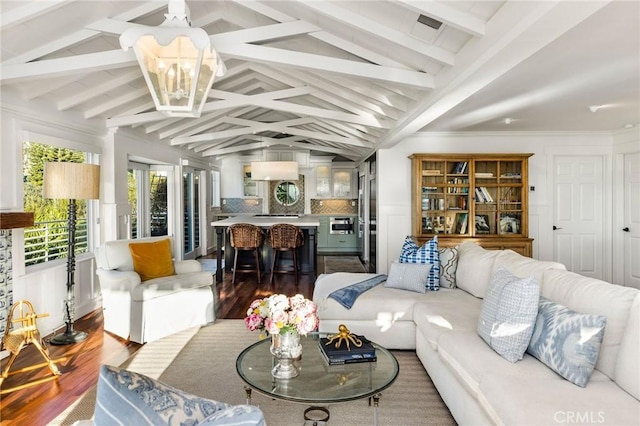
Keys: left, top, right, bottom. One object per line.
{"left": 275, "top": 181, "right": 300, "bottom": 206}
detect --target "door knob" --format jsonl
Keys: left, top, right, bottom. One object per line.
{"left": 552, "top": 226, "right": 563, "bottom": 230}
{"left": 623, "top": 227, "right": 630, "bottom": 232}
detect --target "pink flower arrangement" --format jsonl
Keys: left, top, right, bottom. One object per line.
{"left": 245, "top": 294, "right": 319, "bottom": 337}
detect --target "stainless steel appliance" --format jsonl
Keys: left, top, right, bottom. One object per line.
{"left": 330, "top": 217, "right": 355, "bottom": 234}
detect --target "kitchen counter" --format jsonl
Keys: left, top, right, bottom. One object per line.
{"left": 210, "top": 215, "right": 319, "bottom": 283}
{"left": 210, "top": 215, "right": 320, "bottom": 227}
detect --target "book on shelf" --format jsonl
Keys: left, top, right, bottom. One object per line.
{"left": 475, "top": 172, "right": 494, "bottom": 178}
{"left": 454, "top": 212, "right": 468, "bottom": 234}
{"left": 480, "top": 187, "right": 494, "bottom": 202}
{"left": 475, "top": 188, "right": 486, "bottom": 203}
{"left": 319, "top": 336, "right": 377, "bottom": 365}
{"left": 422, "top": 169, "right": 441, "bottom": 176}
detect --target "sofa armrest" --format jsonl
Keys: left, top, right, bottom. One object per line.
{"left": 174, "top": 259, "right": 203, "bottom": 274}
{"left": 96, "top": 269, "right": 141, "bottom": 292}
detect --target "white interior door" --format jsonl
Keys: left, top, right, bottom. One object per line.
{"left": 552, "top": 155, "right": 604, "bottom": 279}
{"left": 623, "top": 152, "right": 640, "bottom": 288}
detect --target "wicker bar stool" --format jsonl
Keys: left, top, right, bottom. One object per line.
{"left": 268, "top": 223, "right": 305, "bottom": 285}
{"left": 228, "top": 223, "right": 264, "bottom": 284}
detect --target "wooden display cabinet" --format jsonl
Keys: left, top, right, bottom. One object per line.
{"left": 410, "top": 153, "right": 534, "bottom": 257}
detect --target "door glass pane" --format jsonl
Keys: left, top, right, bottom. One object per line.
{"left": 183, "top": 172, "right": 193, "bottom": 253}
{"left": 150, "top": 171, "right": 168, "bottom": 236}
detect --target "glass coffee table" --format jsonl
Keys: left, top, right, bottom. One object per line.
{"left": 236, "top": 333, "right": 399, "bottom": 425}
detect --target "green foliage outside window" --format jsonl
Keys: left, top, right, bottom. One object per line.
{"left": 23, "top": 142, "right": 89, "bottom": 265}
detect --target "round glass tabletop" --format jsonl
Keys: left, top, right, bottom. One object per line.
{"left": 236, "top": 333, "right": 399, "bottom": 404}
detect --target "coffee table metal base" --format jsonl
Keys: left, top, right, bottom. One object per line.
{"left": 243, "top": 386, "right": 384, "bottom": 426}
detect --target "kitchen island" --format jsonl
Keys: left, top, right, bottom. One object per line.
{"left": 210, "top": 215, "right": 320, "bottom": 283}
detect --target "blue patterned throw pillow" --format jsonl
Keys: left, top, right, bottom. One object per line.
{"left": 526, "top": 298, "right": 607, "bottom": 387}
{"left": 94, "top": 365, "right": 265, "bottom": 425}
{"left": 399, "top": 236, "right": 440, "bottom": 290}
{"left": 477, "top": 267, "right": 540, "bottom": 363}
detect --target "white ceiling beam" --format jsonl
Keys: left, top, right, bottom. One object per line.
{"left": 379, "top": 0, "right": 612, "bottom": 149}
{"left": 235, "top": 1, "right": 409, "bottom": 69}
{"left": 297, "top": 0, "right": 455, "bottom": 66}
{"left": 395, "top": 0, "right": 486, "bottom": 37}
{"left": 0, "top": 50, "right": 135, "bottom": 83}
{"left": 3, "top": 2, "right": 167, "bottom": 65}
{"left": 217, "top": 43, "right": 434, "bottom": 89}
{"left": 202, "top": 141, "right": 266, "bottom": 157}
{"left": 58, "top": 69, "right": 142, "bottom": 111}
{"left": 0, "top": 0, "right": 69, "bottom": 31}
{"left": 202, "top": 88, "right": 387, "bottom": 128}
{"left": 84, "top": 87, "right": 149, "bottom": 119}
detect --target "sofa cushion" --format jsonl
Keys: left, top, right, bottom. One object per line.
{"left": 437, "top": 330, "right": 556, "bottom": 397}
{"left": 129, "top": 238, "right": 176, "bottom": 282}
{"left": 455, "top": 242, "right": 501, "bottom": 298}
{"left": 384, "top": 262, "right": 432, "bottom": 293}
{"left": 477, "top": 368, "right": 640, "bottom": 426}
{"left": 413, "top": 290, "right": 481, "bottom": 350}
{"left": 132, "top": 272, "right": 213, "bottom": 302}
{"left": 541, "top": 269, "right": 639, "bottom": 380}
{"left": 477, "top": 267, "right": 539, "bottom": 363}
{"left": 493, "top": 249, "right": 566, "bottom": 285}
{"left": 94, "top": 365, "right": 265, "bottom": 426}
{"left": 315, "top": 273, "right": 422, "bottom": 322}
{"left": 399, "top": 236, "right": 440, "bottom": 290}
{"left": 526, "top": 297, "right": 606, "bottom": 387}
{"left": 438, "top": 246, "right": 458, "bottom": 289}
{"left": 614, "top": 294, "right": 640, "bottom": 400}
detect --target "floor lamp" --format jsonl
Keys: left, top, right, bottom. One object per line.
{"left": 43, "top": 162, "right": 100, "bottom": 345}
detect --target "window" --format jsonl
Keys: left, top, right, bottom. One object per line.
{"left": 211, "top": 170, "right": 221, "bottom": 207}
{"left": 23, "top": 142, "right": 96, "bottom": 266}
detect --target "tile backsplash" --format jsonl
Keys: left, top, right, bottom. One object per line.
{"left": 220, "top": 198, "right": 263, "bottom": 214}
{"left": 310, "top": 199, "right": 358, "bottom": 215}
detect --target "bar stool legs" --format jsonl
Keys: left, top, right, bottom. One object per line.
{"left": 269, "top": 248, "right": 299, "bottom": 285}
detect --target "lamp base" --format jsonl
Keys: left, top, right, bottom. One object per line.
{"left": 50, "top": 330, "right": 88, "bottom": 345}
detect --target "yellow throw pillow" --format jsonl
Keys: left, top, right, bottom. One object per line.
{"left": 129, "top": 239, "right": 175, "bottom": 282}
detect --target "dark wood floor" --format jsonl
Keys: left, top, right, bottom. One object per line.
{"left": 0, "top": 256, "right": 324, "bottom": 425}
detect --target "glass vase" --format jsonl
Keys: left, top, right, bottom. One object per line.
{"left": 270, "top": 330, "right": 302, "bottom": 379}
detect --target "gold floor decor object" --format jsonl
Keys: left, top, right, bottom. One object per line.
{"left": 0, "top": 300, "right": 62, "bottom": 394}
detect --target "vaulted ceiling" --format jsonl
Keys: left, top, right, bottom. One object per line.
{"left": 1, "top": 1, "right": 638, "bottom": 163}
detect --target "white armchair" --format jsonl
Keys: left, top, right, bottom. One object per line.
{"left": 95, "top": 236, "right": 215, "bottom": 344}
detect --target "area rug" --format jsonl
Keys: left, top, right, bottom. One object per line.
{"left": 50, "top": 320, "right": 454, "bottom": 425}
{"left": 324, "top": 256, "right": 367, "bottom": 274}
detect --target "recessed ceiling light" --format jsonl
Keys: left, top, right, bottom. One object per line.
{"left": 589, "top": 105, "right": 603, "bottom": 112}
{"left": 624, "top": 124, "right": 634, "bottom": 128}
{"left": 504, "top": 118, "right": 512, "bottom": 124}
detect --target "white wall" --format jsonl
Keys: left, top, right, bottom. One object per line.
{"left": 376, "top": 132, "right": 616, "bottom": 275}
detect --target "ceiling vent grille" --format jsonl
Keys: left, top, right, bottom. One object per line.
{"left": 417, "top": 14, "right": 443, "bottom": 30}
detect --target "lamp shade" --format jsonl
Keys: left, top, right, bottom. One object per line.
{"left": 43, "top": 162, "right": 100, "bottom": 200}
{"left": 251, "top": 161, "right": 299, "bottom": 181}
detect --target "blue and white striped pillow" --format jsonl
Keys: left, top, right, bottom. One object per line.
{"left": 399, "top": 236, "right": 440, "bottom": 290}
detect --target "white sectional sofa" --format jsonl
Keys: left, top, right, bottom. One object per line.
{"left": 313, "top": 242, "right": 640, "bottom": 425}
{"left": 95, "top": 236, "right": 215, "bottom": 344}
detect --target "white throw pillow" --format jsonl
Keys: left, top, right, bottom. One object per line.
{"left": 477, "top": 267, "right": 540, "bottom": 363}
{"left": 384, "top": 262, "right": 433, "bottom": 293}
{"left": 456, "top": 242, "right": 502, "bottom": 298}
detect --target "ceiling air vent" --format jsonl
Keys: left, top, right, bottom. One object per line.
{"left": 417, "top": 14, "right": 442, "bottom": 30}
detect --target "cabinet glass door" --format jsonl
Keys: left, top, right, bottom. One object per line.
{"left": 243, "top": 164, "right": 257, "bottom": 197}
{"left": 473, "top": 161, "right": 498, "bottom": 235}
{"left": 497, "top": 160, "right": 523, "bottom": 235}
{"left": 316, "top": 165, "right": 330, "bottom": 197}
{"left": 420, "top": 160, "right": 470, "bottom": 236}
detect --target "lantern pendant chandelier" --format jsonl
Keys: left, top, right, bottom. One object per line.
{"left": 120, "top": 0, "right": 226, "bottom": 118}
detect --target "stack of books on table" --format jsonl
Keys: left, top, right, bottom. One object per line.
{"left": 318, "top": 336, "right": 377, "bottom": 365}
